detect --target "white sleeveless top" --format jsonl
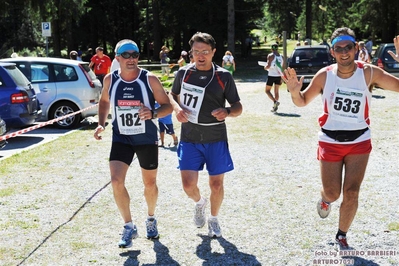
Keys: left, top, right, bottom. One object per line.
{"left": 318, "top": 62, "right": 372, "bottom": 143}
{"left": 268, "top": 54, "right": 284, "bottom": 77}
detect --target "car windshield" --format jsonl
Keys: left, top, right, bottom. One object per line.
{"left": 292, "top": 49, "right": 329, "bottom": 62}
{"left": 4, "top": 65, "right": 30, "bottom": 87}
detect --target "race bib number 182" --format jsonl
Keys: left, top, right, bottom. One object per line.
{"left": 116, "top": 100, "right": 145, "bottom": 135}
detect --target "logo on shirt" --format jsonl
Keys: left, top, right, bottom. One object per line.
{"left": 123, "top": 87, "right": 135, "bottom": 91}
{"left": 118, "top": 100, "right": 140, "bottom": 106}
{"left": 337, "top": 88, "right": 363, "bottom": 97}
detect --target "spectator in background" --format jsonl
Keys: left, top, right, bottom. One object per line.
{"left": 365, "top": 37, "right": 373, "bottom": 58}
{"left": 173, "top": 50, "right": 189, "bottom": 77}
{"left": 178, "top": 51, "right": 188, "bottom": 67}
{"left": 82, "top": 48, "right": 93, "bottom": 62}
{"left": 221, "top": 50, "right": 236, "bottom": 75}
{"left": 89, "top": 47, "right": 112, "bottom": 85}
{"left": 69, "top": 50, "right": 78, "bottom": 60}
{"left": 77, "top": 51, "right": 83, "bottom": 61}
{"left": 245, "top": 35, "right": 253, "bottom": 57}
{"left": 156, "top": 91, "right": 178, "bottom": 148}
{"left": 159, "top": 46, "right": 170, "bottom": 76}
{"left": 358, "top": 41, "right": 370, "bottom": 63}
{"left": 10, "top": 52, "right": 18, "bottom": 58}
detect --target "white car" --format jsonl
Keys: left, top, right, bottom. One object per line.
{"left": 0, "top": 57, "right": 102, "bottom": 128}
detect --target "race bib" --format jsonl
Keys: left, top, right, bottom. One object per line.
{"left": 330, "top": 86, "right": 365, "bottom": 123}
{"left": 115, "top": 100, "right": 145, "bottom": 135}
{"left": 180, "top": 82, "right": 205, "bottom": 124}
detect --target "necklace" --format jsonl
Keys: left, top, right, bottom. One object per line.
{"left": 337, "top": 65, "right": 356, "bottom": 75}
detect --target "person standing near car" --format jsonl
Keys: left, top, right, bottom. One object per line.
{"left": 89, "top": 47, "right": 112, "bottom": 85}
{"left": 365, "top": 36, "right": 373, "bottom": 58}
{"left": 283, "top": 27, "right": 399, "bottom": 250}
{"left": 93, "top": 39, "right": 172, "bottom": 248}
{"left": 357, "top": 41, "right": 370, "bottom": 63}
{"left": 170, "top": 32, "right": 242, "bottom": 238}
{"left": 264, "top": 43, "right": 284, "bottom": 112}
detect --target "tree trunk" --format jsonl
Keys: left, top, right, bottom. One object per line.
{"left": 227, "top": 0, "right": 235, "bottom": 54}
{"left": 305, "top": 0, "right": 312, "bottom": 43}
{"left": 152, "top": 0, "right": 161, "bottom": 62}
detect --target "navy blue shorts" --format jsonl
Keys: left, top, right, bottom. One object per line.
{"left": 109, "top": 142, "right": 158, "bottom": 170}
{"left": 158, "top": 122, "right": 175, "bottom": 135}
{"left": 177, "top": 141, "right": 234, "bottom": 175}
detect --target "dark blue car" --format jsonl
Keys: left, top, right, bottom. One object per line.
{"left": 0, "top": 62, "right": 41, "bottom": 129}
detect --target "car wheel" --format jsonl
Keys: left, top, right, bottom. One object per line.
{"left": 49, "top": 101, "right": 81, "bottom": 129}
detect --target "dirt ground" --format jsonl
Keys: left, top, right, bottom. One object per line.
{"left": 0, "top": 81, "right": 398, "bottom": 266}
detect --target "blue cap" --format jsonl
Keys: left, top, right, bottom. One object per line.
{"left": 117, "top": 43, "right": 139, "bottom": 55}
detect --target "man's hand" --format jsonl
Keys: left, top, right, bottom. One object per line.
{"left": 282, "top": 67, "right": 304, "bottom": 93}
{"left": 94, "top": 125, "right": 104, "bottom": 140}
{"left": 211, "top": 108, "right": 229, "bottom": 121}
{"left": 175, "top": 107, "right": 190, "bottom": 123}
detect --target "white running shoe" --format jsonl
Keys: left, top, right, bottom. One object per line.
{"left": 208, "top": 217, "right": 222, "bottom": 238}
{"left": 194, "top": 197, "right": 207, "bottom": 228}
{"left": 317, "top": 198, "right": 331, "bottom": 218}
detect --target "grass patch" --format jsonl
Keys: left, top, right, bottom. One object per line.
{"left": 388, "top": 222, "right": 399, "bottom": 231}
{"left": 71, "top": 241, "right": 95, "bottom": 250}
{"left": 0, "top": 187, "right": 16, "bottom": 197}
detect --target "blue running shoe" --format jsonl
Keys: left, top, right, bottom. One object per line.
{"left": 118, "top": 224, "right": 138, "bottom": 248}
{"left": 146, "top": 218, "right": 159, "bottom": 239}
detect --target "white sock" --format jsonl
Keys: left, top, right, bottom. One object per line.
{"left": 210, "top": 215, "right": 218, "bottom": 220}
{"left": 125, "top": 221, "right": 134, "bottom": 228}
{"left": 196, "top": 196, "right": 205, "bottom": 205}
{"left": 147, "top": 215, "right": 155, "bottom": 220}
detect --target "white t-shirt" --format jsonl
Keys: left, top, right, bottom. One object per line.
{"left": 110, "top": 58, "right": 120, "bottom": 72}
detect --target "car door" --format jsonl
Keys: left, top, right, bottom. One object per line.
{"left": 16, "top": 62, "right": 57, "bottom": 119}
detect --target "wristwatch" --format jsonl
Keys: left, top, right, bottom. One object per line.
{"left": 152, "top": 110, "right": 158, "bottom": 119}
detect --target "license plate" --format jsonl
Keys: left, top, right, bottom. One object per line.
{"left": 394, "top": 64, "right": 399, "bottom": 68}
{"left": 304, "top": 78, "right": 312, "bottom": 83}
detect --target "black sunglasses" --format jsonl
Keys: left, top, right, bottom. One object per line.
{"left": 120, "top": 52, "right": 140, "bottom": 59}
{"left": 333, "top": 43, "right": 354, "bottom": 53}
{"left": 272, "top": 45, "right": 278, "bottom": 49}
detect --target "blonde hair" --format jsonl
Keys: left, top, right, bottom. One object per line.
{"left": 225, "top": 51, "right": 232, "bottom": 56}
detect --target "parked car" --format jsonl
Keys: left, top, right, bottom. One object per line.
{"left": 0, "top": 116, "right": 7, "bottom": 149}
{"left": 287, "top": 45, "right": 334, "bottom": 90}
{"left": 0, "top": 57, "right": 102, "bottom": 129}
{"left": 0, "top": 62, "right": 42, "bottom": 129}
{"left": 371, "top": 43, "right": 399, "bottom": 78}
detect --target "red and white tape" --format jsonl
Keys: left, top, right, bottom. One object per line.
{"left": 0, "top": 103, "right": 99, "bottom": 141}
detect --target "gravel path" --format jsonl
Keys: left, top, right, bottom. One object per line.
{"left": 0, "top": 82, "right": 398, "bottom": 266}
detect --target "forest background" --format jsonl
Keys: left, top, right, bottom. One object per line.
{"left": 1, "top": 0, "right": 399, "bottom": 62}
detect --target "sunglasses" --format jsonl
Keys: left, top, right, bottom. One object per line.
{"left": 192, "top": 50, "right": 212, "bottom": 56}
{"left": 272, "top": 46, "right": 278, "bottom": 49}
{"left": 120, "top": 52, "right": 140, "bottom": 59}
{"left": 333, "top": 43, "right": 354, "bottom": 53}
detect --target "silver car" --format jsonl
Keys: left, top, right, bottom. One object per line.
{"left": 0, "top": 57, "right": 102, "bottom": 129}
